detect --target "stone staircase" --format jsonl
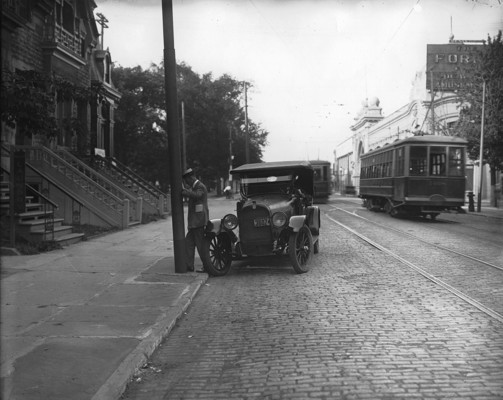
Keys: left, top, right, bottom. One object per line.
{"left": 20, "top": 145, "right": 142, "bottom": 229}
{"left": 85, "top": 154, "right": 170, "bottom": 218}
{"left": 1, "top": 177, "right": 84, "bottom": 247}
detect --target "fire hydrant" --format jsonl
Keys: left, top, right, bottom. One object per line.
{"left": 467, "top": 191, "right": 475, "bottom": 212}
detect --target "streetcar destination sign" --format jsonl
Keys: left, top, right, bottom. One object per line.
{"left": 426, "top": 43, "right": 483, "bottom": 91}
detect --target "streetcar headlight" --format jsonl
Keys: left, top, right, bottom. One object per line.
{"left": 222, "top": 214, "right": 238, "bottom": 230}
{"left": 272, "top": 212, "right": 287, "bottom": 227}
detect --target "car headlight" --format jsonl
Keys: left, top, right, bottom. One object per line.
{"left": 222, "top": 214, "right": 238, "bottom": 230}
{"left": 272, "top": 212, "right": 287, "bottom": 227}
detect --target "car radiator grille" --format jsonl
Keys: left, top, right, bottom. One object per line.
{"left": 239, "top": 205, "right": 273, "bottom": 255}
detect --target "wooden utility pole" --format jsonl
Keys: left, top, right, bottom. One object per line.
{"left": 228, "top": 124, "right": 233, "bottom": 184}
{"left": 181, "top": 101, "right": 186, "bottom": 171}
{"left": 244, "top": 82, "right": 250, "bottom": 164}
{"left": 477, "top": 80, "right": 486, "bottom": 213}
{"left": 162, "top": 0, "right": 186, "bottom": 272}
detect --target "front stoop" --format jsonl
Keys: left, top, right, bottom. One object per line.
{"left": 1, "top": 180, "right": 84, "bottom": 248}
{"left": 30, "top": 225, "right": 85, "bottom": 246}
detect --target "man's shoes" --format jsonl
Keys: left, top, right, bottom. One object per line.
{"left": 187, "top": 267, "right": 194, "bottom": 272}
{"left": 195, "top": 269, "right": 206, "bottom": 273}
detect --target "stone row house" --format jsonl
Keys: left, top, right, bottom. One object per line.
{"left": 2, "top": 0, "right": 119, "bottom": 153}
{"left": 1, "top": 0, "right": 169, "bottom": 247}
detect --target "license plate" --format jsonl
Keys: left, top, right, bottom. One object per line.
{"left": 253, "top": 217, "right": 270, "bottom": 227}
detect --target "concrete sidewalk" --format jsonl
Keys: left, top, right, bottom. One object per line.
{"left": 1, "top": 216, "right": 208, "bottom": 400}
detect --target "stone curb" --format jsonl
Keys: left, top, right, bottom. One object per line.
{"left": 91, "top": 274, "right": 208, "bottom": 400}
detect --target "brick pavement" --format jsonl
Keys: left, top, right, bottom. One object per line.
{"left": 122, "top": 217, "right": 503, "bottom": 400}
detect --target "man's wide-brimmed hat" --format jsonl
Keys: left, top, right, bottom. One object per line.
{"left": 182, "top": 168, "right": 194, "bottom": 178}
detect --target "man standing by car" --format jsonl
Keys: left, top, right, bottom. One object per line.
{"left": 182, "top": 168, "right": 211, "bottom": 273}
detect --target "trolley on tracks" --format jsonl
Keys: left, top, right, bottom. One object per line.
{"left": 359, "top": 135, "right": 467, "bottom": 219}
{"left": 310, "top": 160, "right": 332, "bottom": 204}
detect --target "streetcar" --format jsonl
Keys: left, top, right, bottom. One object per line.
{"left": 359, "top": 135, "right": 467, "bottom": 219}
{"left": 310, "top": 160, "right": 332, "bottom": 204}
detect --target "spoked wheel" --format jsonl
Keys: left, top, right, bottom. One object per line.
{"left": 205, "top": 233, "right": 232, "bottom": 276}
{"left": 366, "top": 199, "right": 373, "bottom": 211}
{"left": 386, "top": 202, "right": 399, "bottom": 218}
{"left": 288, "top": 225, "right": 314, "bottom": 274}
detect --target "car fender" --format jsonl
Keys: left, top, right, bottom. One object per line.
{"left": 306, "top": 206, "right": 320, "bottom": 235}
{"left": 207, "top": 218, "right": 222, "bottom": 235}
{"left": 289, "top": 215, "right": 306, "bottom": 232}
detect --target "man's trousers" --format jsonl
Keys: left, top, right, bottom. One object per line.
{"left": 185, "top": 226, "right": 211, "bottom": 271}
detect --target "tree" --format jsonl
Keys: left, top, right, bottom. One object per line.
{"left": 177, "top": 63, "right": 268, "bottom": 189}
{"left": 112, "top": 65, "right": 169, "bottom": 189}
{"left": 1, "top": 69, "right": 96, "bottom": 153}
{"left": 456, "top": 30, "right": 503, "bottom": 205}
{"left": 1, "top": 70, "right": 58, "bottom": 144}
{"left": 112, "top": 62, "right": 269, "bottom": 192}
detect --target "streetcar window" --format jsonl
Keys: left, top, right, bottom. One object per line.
{"left": 383, "top": 161, "right": 391, "bottom": 177}
{"left": 430, "top": 146, "right": 447, "bottom": 176}
{"left": 396, "top": 148, "right": 405, "bottom": 176}
{"left": 409, "top": 146, "right": 427, "bottom": 176}
{"left": 384, "top": 150, "right": 392, "bottom": 177}
{"left": 448, "top": 147, "right": 464, "bottom": 176}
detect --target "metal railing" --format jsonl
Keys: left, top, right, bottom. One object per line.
{"left": 0, "top": 147, "right": 58, "bottom": 243}
{"left": 26, "top": 184, "right": 58, "bottom": 241}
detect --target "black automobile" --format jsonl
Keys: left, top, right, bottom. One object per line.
{"left": 204, "top": 161, "right": 321, "bottom": 276}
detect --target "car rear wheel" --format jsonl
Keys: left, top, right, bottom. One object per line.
{"left": 205, "top": 233, "right": 232, "bottom": 276}
{"left": 288, "top": 225, "right": 313, "bottom": 274}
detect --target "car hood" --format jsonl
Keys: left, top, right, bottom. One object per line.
{"left": 242, "top": 194, "right": 295, "bottom": 213}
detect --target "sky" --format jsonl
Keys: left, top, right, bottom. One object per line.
{"left": 94, "top": 0, "right": 502, "bottom": 163}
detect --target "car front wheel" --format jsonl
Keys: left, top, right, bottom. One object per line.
{"left": 205, "top": 233, "right": 232, "bottom": 276}
{"left": 288, "top": 224, "right": 313, "bottom": 274}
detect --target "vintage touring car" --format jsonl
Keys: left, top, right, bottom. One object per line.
{"left": 204, "top": 161, "right": 321, "bottom": 276}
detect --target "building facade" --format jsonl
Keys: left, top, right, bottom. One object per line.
{"left": 1, "top": 0, "right": 120, "bottom": 157}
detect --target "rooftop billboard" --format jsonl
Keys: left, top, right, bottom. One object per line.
{"left": 426, "top": 42, "right": 484, "bottom": 91}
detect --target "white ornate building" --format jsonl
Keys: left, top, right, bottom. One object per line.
{"left": 333, "top": 69, "right": 497, "bottom": 201}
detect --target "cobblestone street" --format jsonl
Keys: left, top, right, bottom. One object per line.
{"left": 123, "top": 213, "right": 503, "bottom": 399}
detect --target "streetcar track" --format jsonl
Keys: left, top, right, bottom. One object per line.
{"left": 325, "top": 214, "right": 503, "bottom": 323}
{"left": 330, "top": 206, "right": 503, "bottom": 272}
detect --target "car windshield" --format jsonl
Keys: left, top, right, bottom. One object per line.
{"left": 240, "top": 174, "right": 293, "bottom": 197}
